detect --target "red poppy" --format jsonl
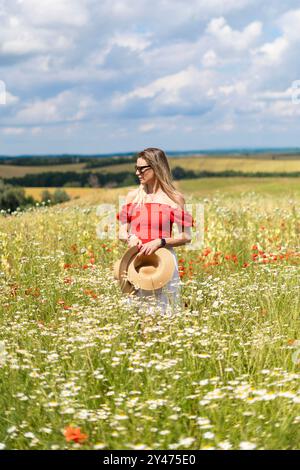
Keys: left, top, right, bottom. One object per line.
{"left": 64, "top": 426, "right": 88, "bottom": 444}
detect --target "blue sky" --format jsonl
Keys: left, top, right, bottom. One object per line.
{"left": 0, "top": 0, "right": 300, "bottom": 155}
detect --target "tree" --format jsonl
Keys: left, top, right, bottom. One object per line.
{"left": 52, "top": 189, "right": 70, "bottom": 204}
{"left": 40, "top": 190, "right": 53, "bottom": 203}
{"left": 0, "top": 179, "right": 36, "bottom": 211}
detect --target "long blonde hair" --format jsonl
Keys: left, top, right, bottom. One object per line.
{"left": 131, "top": 148, "right": 181, "bottom": 206}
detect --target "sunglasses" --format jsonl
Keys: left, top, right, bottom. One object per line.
{"left": 134, "top": 165, "right": 152, "bottom": 175}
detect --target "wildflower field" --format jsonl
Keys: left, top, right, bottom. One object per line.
{"left": 0, "top": 180, "right": 299, "bottom": 450}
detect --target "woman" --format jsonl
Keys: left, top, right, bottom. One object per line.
{"left": 116, "top": 147, "right": 194, "bottom": 315}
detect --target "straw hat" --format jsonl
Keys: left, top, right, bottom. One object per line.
{"left": 114, "top": 246, "right": 175, "bottom": 292}
{"left": 113, "top": 246, "right": 139, "bottom": 294}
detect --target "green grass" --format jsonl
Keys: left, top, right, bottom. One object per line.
{"left": 178, "top": 177, "right": 300, "bottom": 198}
{"left": 0, "top": 181, "right": 299, "bottom": 450}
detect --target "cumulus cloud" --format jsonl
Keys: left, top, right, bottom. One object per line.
{"left": 206, "top": 16, "right": 262, "bottom": 51}
{"left": 111, "top": 65, "right": 215, "bottom": 117}
{"left": 14, "top": 0, "right": 89, "bottom": 26}
{"left": 202, "top": 50, "right": 218, "bottom": 68}
{"left": 278, "top": 9, "right": 300, "bottom": 42}
{"left": 14, "top": 90, "right": 96, "bottom": 125}
{"left": 251, "top": 37, "right": 288, "bottom": 66}
{"left": 0, "top": 0, "right": 300, "bottom": 153}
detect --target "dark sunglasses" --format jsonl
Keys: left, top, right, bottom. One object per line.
{"left": 134, "top": 165, "right": 152, "bottom": 174}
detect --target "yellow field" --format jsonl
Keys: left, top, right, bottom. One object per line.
{"left": 0, "top": 163, "right": 86, "bottom": 178}
{"left": 24, "top": 177, "right": 300, "bottom": 205}
{"left": 92, "top": 157, "right": 300, "bottom": 174}
{"left": 1, "top": 155, "right": 300, "bottom": 179}
{"left": 24, "top": 187, "right": 102, "bottom": 202}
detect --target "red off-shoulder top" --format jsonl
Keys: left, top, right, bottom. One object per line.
{"left": 116, "top": 202, "right": 195, "bottom": 244}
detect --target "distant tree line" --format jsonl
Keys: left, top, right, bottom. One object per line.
{"left": 0, "top": 155, "right": 136, "bottom": 167}
{"left": 3, "top": 166, "right": 300, "bottom": 189}
{"left": 3, "top": 171, "right": 137, "bottom": 187}
{"left": 0, "top": 156, "right": 86, "bottom": 166}
{"left": 84, "top": 156, "right": 135, "bottom": 168}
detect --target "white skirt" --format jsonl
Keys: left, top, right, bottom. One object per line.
{"left": 124, "top": 246, "right": 182, "bottom": 316}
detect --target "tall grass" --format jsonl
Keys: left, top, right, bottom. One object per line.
{"left": 0, "top": 184, "right": 299, "bottom": 450}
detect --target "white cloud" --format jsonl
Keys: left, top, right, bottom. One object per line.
{"left": 193, "top": 0, "right": 255, "bottom": 15}
{"left": 266, "top": 99, "right": 300, "bottom": 117}
{"left": 110, "top": 32, "right": 152, "bottom": 52}
{"left": 218, "top": 81, "right": 248, "bottom": 97}
{"left": 140, "top": 40, "right": 203, "bottom": 73}
{"left": 139, "top": 123, "right": 156, "bottom": 133}
{"left": 202, "top": 49, "right": 218, "bottom": 68}
{"left": 253, "top": 85, "right": 300, "bottom": 118}
{"left": 256, "top": 86, "right": 296, "bottom": 101}
{"left": 16, "top": 0, "right": 89, "bottom": 26}
{"left": 90, "top": 32, "right": 153, "bottom": 68}
{"left": 206, "top": 16, "right": 262, "bottom": 51}
{"left": 0, "top": 15, "right": 71, "bottom": 56}
{"left": 1, "top": 0, "right": 300, "bottom": 152}
{"left": 1, "top": 90, "right": 19, "bottom": 106}
{"left": 278, "top": 9, "right": 300, "bottom": 42}
{"left": 251, "top": 36, "right": 288, "bottom": 66}
{"left": 15, "top": 90, "right": 96, "bottom": 125}
{"left": 0, "top": 0, "right": 87, "bottom": 58}
{"left": 1, "top": 33, "right": 70, "bottom": 56}
{"left": 103, "top": 0, "right": 256, "bottom": 22}
{"left": 113, "top": 65, "right": 213, "bottom": 107}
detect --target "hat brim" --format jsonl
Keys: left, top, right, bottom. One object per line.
{"left": 118, "top": 246, "right": 140, "bottom": 294}
{"left": 113, "top": 259, "right": 121, "bottom": 280}
{"left": 127, "top": 247, "right": 175, "bottom": 291}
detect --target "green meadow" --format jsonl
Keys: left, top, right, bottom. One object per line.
{"left": 0, "top": 177, "right": 299, "bottom": 450}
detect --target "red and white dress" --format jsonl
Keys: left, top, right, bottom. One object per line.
{"left": 116, "top": 202, "right": 195, "bottom": 315}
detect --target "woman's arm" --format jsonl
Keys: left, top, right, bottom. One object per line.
{"left": 117, "top": 189, "right": 142, "bottom": 247}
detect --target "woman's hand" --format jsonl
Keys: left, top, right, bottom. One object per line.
{"left": 137, "top": 239, "right": 161, "bottom": 256}
{"left": 127, "top": 234, "right": 143, "bottom": 249}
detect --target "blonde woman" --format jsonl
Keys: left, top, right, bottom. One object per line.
{"left": 116, "top": 147, "right": 194, "bottom": 315}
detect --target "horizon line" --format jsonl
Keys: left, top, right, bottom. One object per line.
{"left": 1, "top": 146, "right": 300, "bottom": 159}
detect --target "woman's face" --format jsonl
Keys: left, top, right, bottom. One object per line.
{"left": 136, "top": 157, "right": 155, "bottom": 185}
